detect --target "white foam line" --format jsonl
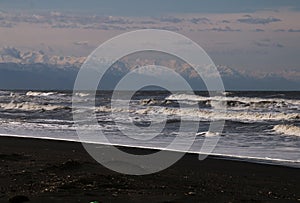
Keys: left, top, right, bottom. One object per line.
{"left": 0, "top": 133, "right": 299, "bottom": 167}
{"left": 197, "top": 152, "right": 300, "bottom": 165}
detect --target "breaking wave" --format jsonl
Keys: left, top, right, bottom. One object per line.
{"left": 146, "top": 107, "right": 300, "bottom": 122}
{"left": 165, "top": 93, "right": 300, "bottom": 109}
{"left": 94, "top": 105, "right": 300, "bottom": 122}
{"left": 0, "top": 101, "right": 69, "bottom": 111}
{"left": 273, "top": 125, "right": 300, "bottom": 137}
{"left": 74, "top": 92, "right": 90, "bottom": 97}
{"left": 0, "top": 90, "right": 11, "bottom": 96}
{"left": 26, "top": 91, "right": 58, "bottom": 97}
{"left": 196, "top": 131, "right": 221, "bottom": 137}
{"left": 140, "top": 99, "right": 174, "bottom": 106}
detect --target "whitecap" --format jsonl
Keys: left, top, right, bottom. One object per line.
{"left": 273, "top": 124, "right": 300, "bottom": 137}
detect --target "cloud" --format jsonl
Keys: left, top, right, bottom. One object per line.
{"left": 139, "top": 20, "right": 156, "bottom": 24}
{"left": 83, "top": 24, "right": 127, "bottom": 31}
{"left": 254, "top": 40, "right": 284, "bottom": 48}
{"left": 73, "top": 41, "right": 89, "bottom": 46}
{"left": 237, "top": 16, "right": 281, "bottom": 24}
{"left": 274, "top": 28, "right": 300, "bottom": 33}
{"left": 104, "top": 16, "right": 133, "bottom": 24}
{"left": 201, "top": 26, "right": 241, "bottom": 32}
{"left": 253, "top": 29, "right": 265, "bottom": 32}
{"left": 288, "top": 29, "right": 300, "bottom": 32}
{"left": 0, "top": 21, "right": 14, "bottom": 28}
{"left": 274, "top": 29, "right": 285, "bottom": 32}
{"left": 275, "top": 43, "right": 284, "bottom": 48}
{"left": 253, "top": 40, "right": 269, "bottom": 47}
{"left": 221, "top": 20, "right": 231, "bottom": 23}
{"left": 0, "top": 12, "right": 136, "bottom": 29}
{"left": 159, "top": 17, "right": 183, "bottom": 23}
{"left": 190, "top": 17, "right": 210, "bottom": 24}
{"left": 147, "top": 26, "right": 181, "bottom": 31}
{"left": 51, "top": 23, "right": 80, "bottom": 29}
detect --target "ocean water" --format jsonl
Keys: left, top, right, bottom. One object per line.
{"left": 0, "top": 90, "right": 299, "bottom": 167}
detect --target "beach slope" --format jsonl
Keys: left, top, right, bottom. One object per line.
{"left": 0, "top": 136, "right": 299, "bottom": 202}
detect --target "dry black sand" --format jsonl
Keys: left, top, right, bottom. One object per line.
{"left": 0, "top": 136, "right": 299, "bottom": 202}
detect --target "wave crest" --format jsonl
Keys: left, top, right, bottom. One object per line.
{"left": 273, "top": 125, "right": 300, "bottom": 137}
{"left": 166, "top": 93, "right": 299, "bottom": 109}
{"left": 0, "top": 101, "right": 69, "bottom": 111}
{"left": 94, "top": 105, "right": 300, "bottom": 122}
{"left": 26, "top": 91, "right": 57, "bottom": 97}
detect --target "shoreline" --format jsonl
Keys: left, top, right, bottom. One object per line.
{"left": 0, "top": 136, "right": 299, "bottom": 202}
{"left": 1, "top": 134, "right": 299, "bottom": 169}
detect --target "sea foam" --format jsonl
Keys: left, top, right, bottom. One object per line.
{"left": 273, "top": 125, "right": 300, "bottom": 137}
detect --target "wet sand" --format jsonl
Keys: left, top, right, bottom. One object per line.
{"left": 0, "top": 136, "right": 299, "bottom": 202}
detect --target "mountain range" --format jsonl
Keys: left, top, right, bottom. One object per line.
{"left": 0, "top": 47, "right": 299, "bottom": 90}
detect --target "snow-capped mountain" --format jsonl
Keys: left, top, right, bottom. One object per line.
{"left": 0, "top": 47, "right": 85, "bottom": 67}
{"left": 0, "top": 47, "right": 299, "bottom": 90}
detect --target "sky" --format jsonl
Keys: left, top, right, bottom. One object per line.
{"left": 0, "top": 0, "right": 300, "bottom": 89}
{"left": 1, "top": 0, "right": 300, "bottom": 15}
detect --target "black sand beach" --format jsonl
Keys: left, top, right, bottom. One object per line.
{"left": 0, "top": 136, "right": 299, "bottom": 202}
